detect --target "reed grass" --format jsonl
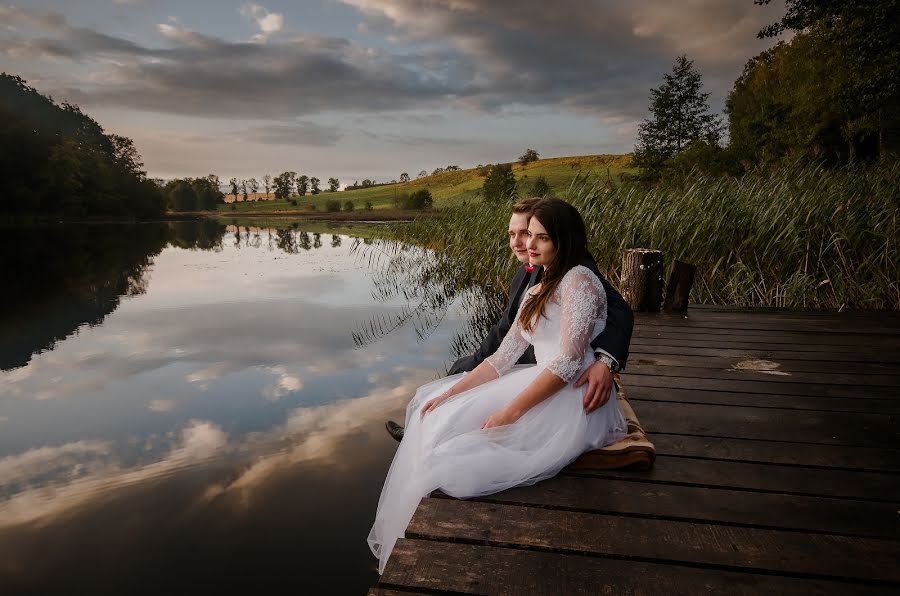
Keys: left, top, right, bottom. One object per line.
{"left": 380, "top": 160, "right": 900, "bottom": 311}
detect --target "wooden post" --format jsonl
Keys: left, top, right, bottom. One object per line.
{"left": 620, "top": 248, "right": 664, "bottom": 312}
{"left": 663, "top": 260, "right": 697, "bottom": 313}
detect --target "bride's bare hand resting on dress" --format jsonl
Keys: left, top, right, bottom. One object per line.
{"left": 421, "top": 360, "right": 567, "bottom": 429}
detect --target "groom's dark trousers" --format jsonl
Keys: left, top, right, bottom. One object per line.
{"left": 448, "top": 254, "right": 634, "bottom": 375}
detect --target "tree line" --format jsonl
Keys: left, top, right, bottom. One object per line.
{"left": 633, "top": 0, "right": 899, "bottom": 178}
{"left": 0, "top": 73, "right": 165, "bottom": 218}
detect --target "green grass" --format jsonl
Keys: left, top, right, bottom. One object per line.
{"left": 216, "top": 154, "right": 636, "bottom": 214}
{"left": 374, "top": 160, "right": 900, "bottom": 310}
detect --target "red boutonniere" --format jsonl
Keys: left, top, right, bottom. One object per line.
{"left": 524, "top": 265, "right": 535, "bottom": 273}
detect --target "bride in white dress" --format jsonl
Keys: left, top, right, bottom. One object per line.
{"left": 368, "top": 198, "right": 626, "bottom": 573}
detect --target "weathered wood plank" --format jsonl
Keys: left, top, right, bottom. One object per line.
{"left": 649, "top": 433, "right": 900, "bottom": 472}
{"left": 628, "top": 400, "right": 899, "bottom": 447}
{"left": 629, "top": 343, "right": 900, "bottom": 365}
{"left": 627, "top": 352, "right": 900, "bottom": 375}
{"left": 632, "top": 328, "right": 899, "bottom": 348}
{"left": 624, "top": 385, "right": 900, "bottom": 413}
{"left": 475, "top": 475, "right": 900, "bottom": 539}
{"left": 407, "top": 498, "right": 900, "bottom": 583}
{"left": 686, "top": 305, "right": 900, "bottom": 319}
{"left": 565, "top": 455, "right": 900, "bottom": 501}
{"left": 621, "top": 373, "right": 897, "bottom": 399}
{"left": 623, "top": 364, "right": 900, "bottom": 387}
{"left": 381, "top": 539, "right": 895, "bottom": 595}
{"left": 630, "top": 337, "right": 900, "bottom": 359}
{"left": 634, "top": 316, "right": 900, "bottom": 335}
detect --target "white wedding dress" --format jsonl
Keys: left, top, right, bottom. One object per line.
{"left": 368, "top": 265, "right": 627, "bottom": 573}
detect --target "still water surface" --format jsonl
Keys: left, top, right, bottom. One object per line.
{"left": 0, "top": 221, "right": 489, "bottom": 594}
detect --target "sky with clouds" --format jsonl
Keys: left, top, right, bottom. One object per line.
{"left": 1, "top": 1, "right": 786, "bottom": 181}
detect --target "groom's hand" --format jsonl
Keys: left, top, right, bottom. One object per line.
{"left": 575, "top": 361, "right": 614, "bottom": 413}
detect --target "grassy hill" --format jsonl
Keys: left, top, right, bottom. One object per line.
{"left": 216, "top": 154, "right": 634, "bottom": 215}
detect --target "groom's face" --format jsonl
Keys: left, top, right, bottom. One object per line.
{"left": 508, "top": 213, "right": 530, "bottom": 263}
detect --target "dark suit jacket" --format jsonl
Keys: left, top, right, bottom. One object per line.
{"left": 448, "top": 253, "right": 634, "bottom": 375}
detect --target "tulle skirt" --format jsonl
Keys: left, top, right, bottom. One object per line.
{"left": 367, "top": 364, "right": 626, "bottom": 573}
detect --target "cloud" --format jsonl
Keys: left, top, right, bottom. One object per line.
{"left": 0, "top": 420, "right": 227, "bottom": 527}
{"left": 147, "top": 399, "right": 176, "bottom": 412}
{"left": 240, "top": 3, "right": 285, "bottom": 39}
{"left": 1, "top": 1, "right": 784, "bottom": 124}
{"left": 260, "top": 365, "right": 303, "bottom": 401}
{"left": 0, "top": 361, "right": 427, "bottom": 528}
{"left": 246, "top": 121, "right": 343, "bottom": 146}
{"left": 0, "top": 439, "right": 113, "bottom": 486}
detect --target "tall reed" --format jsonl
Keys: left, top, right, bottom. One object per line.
{"left": 384, "top": 160, "right": 899, "bottom": 310}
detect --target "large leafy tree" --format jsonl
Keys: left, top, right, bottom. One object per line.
{"left": 482, "top": 163, "right": 517, "bottom": 202}
{"left": 748, "top": 0, "right": 900, "bottom": 160}
{"left": 633, "top": 55, "right": 723, "bottom": 172}
{"left": 296, "top": 174, "right": 309, "bottom": 196}
{"left": 756, "top": 0, "right": 899, "bottom": 111}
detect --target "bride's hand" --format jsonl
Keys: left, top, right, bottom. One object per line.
{"left": 481, "top": 407, "right": 520, "bottom": 429}
{"left": 420, "top": 391, "right": 452, "bottom": 417}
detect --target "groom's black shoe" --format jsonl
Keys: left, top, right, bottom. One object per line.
{"left": 385, "top": 420, "right": 405, "bottom": 442}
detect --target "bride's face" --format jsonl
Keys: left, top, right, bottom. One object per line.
{"left": 526, "top": 217, "right": 557, "bottom": 267}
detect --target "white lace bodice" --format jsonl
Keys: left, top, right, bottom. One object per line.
{"left": 485, "top": 265, "right": 607, "bottom": 382}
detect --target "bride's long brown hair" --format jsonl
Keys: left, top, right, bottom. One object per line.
{"left": 518, "top": 198, "right": 588, "bottom": 333}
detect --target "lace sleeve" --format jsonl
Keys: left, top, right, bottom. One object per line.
{"left": 546, "top": 266, "right": 607, "bottom": 382}
{"left": 484, "top": 305, "right": 530, "bottom": 377}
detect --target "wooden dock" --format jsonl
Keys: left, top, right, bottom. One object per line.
{"left": 370, "top": 306, "right": 900, "bottom": 595}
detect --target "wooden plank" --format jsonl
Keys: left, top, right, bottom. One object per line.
{"left": 634, "top": 316, "right": 900, "bottom": 335}
{"left": 643, "top": 307, "right": 900, "bottom": 323}
{"left": 633, "top": 323, "right": 900, "bottom": 339}
{"left": 475, "top": 475, "right": 900, "bottom": 539}
{"left": 629, "top": 400, "right": 899, "bottom": 447}
{"left": 629, "top": 343, "right": 900, "bottom": 365}
{"left": 631, "top": 329, "right": 898, "bottom": 348}
{"left": 623, "top": 364, "right": 900, "bottom": 387}
{"left": 368, "top": 590, "right": 421, "bottom": 596}
{"left": 407, "top": 498, "right": 900, "bottom": 583}
{"left": 627, "top": 352, "right": 900, "bottom": 375}
{"left": 629, "top": 337, "right": 900, "bottom": 359}
{"left": 624, "top": 385, "right": 900, "bottom": 414}
{"left": 566, "top": 455, "right": 900, "bottom": 501}
{"left": 687, "top": 304, "right": 900, "bottom": 317}
{"left": 649, "top": 433, "right": 900, "bottom": 472}
{"left": 620, "top": 373, "right": 897, "bottom": 399}
{"left": 381, "top": 539, "right": 895, "bottom": 595}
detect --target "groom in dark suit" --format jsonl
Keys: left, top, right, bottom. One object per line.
{"left": 386, "top": 197, "right": 635, "bottom": 441}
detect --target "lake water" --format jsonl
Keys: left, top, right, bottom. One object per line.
{"left": 0, "top": 221, "right": 494, "bottom": 594}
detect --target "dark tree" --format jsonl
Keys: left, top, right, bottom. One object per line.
{"left": 518, "top": 148, "right": 540, "bottom": 165}
{"left": 633, "top": 55, "right": 723, "bottom": 173}
{"left": 262, "top": 174, "right": 272, "bottom": 198}
{"left": 191, "top": 176, "right": 224, "bottom": 210}
{"left": 529, "top": 175, "right": 551, "bottom": 197}
{"left": 482, "top": 163, "right": 517, "bottom": 202}
{"left": 328, "top": 177, "right": 340, "bottom": 192}
{"left": 417, "top": 170, "right": 427, "bottom": 178}
{"left": 399, "top": 172, "right": 410, "bottom": 183}
{"left": 229, "top": 177, "right": 240, "bottom": 201}
{"left": 310, "top": 177, "right": 320, "bottom": 194}
{"left": 247, "top": 177, "right": 259, "bottom": 199}
{"left": 273, "top": 171, "right": 296, "bottom": 200}
{"left": 296, "top": 174, "right": 309, "bottom": 196}
{"left": 168, "top": 179, "right": 198, "bottom": 211}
